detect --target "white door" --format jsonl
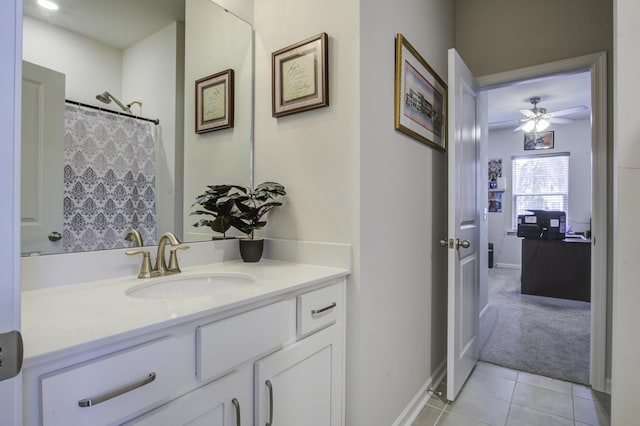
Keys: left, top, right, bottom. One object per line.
{"left": 21, "top": 61, "right": 65, "bottom": 255}
{"left": 0, "top": 0, "right": 23, "bottom": 424}
{"left": 446, "top": 49, "right": 486, "bottom": 401}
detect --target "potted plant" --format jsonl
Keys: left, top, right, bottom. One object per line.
{"left": 231, "top": 181, "right": 286, "bottom": 262}
{"left": 191, "top": 184, "right": 247, "bottom": 239}
{"left": 191, "top": 182, "right": 286, "bottom": 261}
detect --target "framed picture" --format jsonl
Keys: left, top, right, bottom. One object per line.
{"left": 394, "top": 33, "right": 447, "bottom": 151}
{"left": 195, "top": 69, "right": 234, "bottom": 133}
{"left": 488, "top": 191, "right": 503, "bottom": 213}
{"left": 524, "top": 131, "right": 554, "bottom": 150}
{"left": 272, "top": 33, "right": 329, "bottom": 117}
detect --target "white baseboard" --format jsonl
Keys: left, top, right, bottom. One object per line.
{"left": 479, "top": 303, "right": 489, "bottom": 319}
{"left": 392, "top": 360, "right": 447, "bottom": 426}
{"left": 495, "top": 263, "right": 520, "bottom": 269}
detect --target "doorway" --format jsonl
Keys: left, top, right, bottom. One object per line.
{"left": 477, "top": 52, "right": 608, "bottom": 392}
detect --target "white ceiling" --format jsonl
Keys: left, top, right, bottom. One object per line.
{"left": 24, "top": 0, "right": 591, "bottom": 131}
{"left": 23, "top": 0, "right": 185, "bottom": 50}
{"left": 487, "top": 71, "right": 591, "bottom": 131}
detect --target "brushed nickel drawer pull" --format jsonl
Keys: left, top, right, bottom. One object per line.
{"left": 311, "top": 302, "right": 337, "bottom": 316}
{"left": 232, "top": 397, "right": 241, "bottom": 426}
{"left": 78, "top": 372, "right": 156, "bottom": 407}
{"left": 265, "top": 380, "right": 274, "bottom": 426}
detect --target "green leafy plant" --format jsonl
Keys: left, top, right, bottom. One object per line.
{"left": 191, "top": 184, "right": 247, "bottom": 238}
{"left": 191, "top": 182, "right": 286, "bottom": 239}
{"left": 232, "top": 182, "right": 287, "bottom": 239}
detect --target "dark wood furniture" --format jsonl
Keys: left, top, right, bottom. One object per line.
{"left": 521, "top": 238, "right": 591, "bottom": 302}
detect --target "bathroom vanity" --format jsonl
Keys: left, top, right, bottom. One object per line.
{"left": 21, "top": 247, "right": 349, "bottom": 426}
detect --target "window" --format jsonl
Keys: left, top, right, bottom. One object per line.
{"left": 512, "top": 153, "right": 569, "bottom": 228}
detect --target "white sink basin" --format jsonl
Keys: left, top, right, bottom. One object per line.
{"left": 126, "top": 273, "right": 255, "bottom": 299}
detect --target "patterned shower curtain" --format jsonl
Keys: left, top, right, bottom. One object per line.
{"left": 63, "top": 104, "right": 158, "bottom": 252}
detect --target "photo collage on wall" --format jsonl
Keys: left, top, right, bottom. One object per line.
{"left": 488, "top": 158, "right": 503, "bottom": 213}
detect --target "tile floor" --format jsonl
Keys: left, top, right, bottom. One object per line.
{"left": 412, "top": 362, "right": 610, "bottom": 426}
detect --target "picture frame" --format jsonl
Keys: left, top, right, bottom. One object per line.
{"left": 195, "top": 69, "right": 234, "bottom": 133}
{"left": 272, "top": 33, "right": 329, "bottom": 117}
{"left": 394, "top": 33, "right": 447, "bottom": 151}
{"left": 524, "top": 130, "right": 554, "bottom": 150}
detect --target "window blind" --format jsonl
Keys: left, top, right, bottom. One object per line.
{"left": 512, "top": 153, "right": 569, "bottom": 228}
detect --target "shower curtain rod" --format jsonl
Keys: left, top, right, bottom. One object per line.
{"left": 65, "top": 99, "right": 160, "bottom": 125}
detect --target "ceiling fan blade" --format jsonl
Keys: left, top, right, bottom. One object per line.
{"left": 518, "top": 109, "right": 537, "bottom": 118}
{"left": 488, "top": 119, "right": 521, "bottom": 128}
{"left": 547, "top": 105, "right": 587, "bottom": 117}
{"left": 513, "top": 122, "right": 529, "bottom": 132}
{"left": 549, "top": 117, "right": 574, "bottom": 124}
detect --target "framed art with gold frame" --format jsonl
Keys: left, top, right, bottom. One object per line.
{"left": 394, "top": 33, "right": 447, "bottom": 151}
{"left": 272, "top": 33, "right": 329, "bottom": 117}
{"left": 195, "top": 69, "right": 234, "bottom": 133}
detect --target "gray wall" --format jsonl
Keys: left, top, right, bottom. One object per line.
{"left": 488, "top": 120, "right": 592, "bottom": 267}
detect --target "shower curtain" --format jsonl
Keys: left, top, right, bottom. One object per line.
{"left": 63, "top": 104, "right": 158, "bottom": 252}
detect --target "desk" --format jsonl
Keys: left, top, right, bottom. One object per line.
{"left": 521, "top": 238, "right": 591, "bottom": 302}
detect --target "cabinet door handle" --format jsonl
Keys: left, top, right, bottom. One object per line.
{"left": 311, "top": 302, "right": 337, "bottom": 316}
{"left": 265, "top": 379, "right": 274, "bottom": 426}
{"left": 78, "top": 372, "right": 156, "bottom": 407}
{"left": 232, "top": 397, "right": 241, "bottom": 426}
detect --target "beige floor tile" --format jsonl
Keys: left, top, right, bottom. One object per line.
{"left": 445, "top": 388, "right": 510, "bottom": 425}
{"left": 475, "top": 361, "right": 519, "bottom": 381}
{"left": 464, "top": 370, "right": 516, "bottom": 402}
{"left": 572, "top": 384, "right": 595, "bottom": 400}
{"left": 412, "top": 404, "right": 443, "bottom": 426}
{"left": 574, "top": 395, "right": 611, "bottom": 426}
{"left": 517, "top": 371, "right": 572, "bottom": 394}
{"left": 437, "top": 411, "right": 492, "bottom": 426}
{"left": 512, "top": 382, "right": 573, "bottom": 419}
{"left": 506, "top": 403, "right": 574, "bottom": 426}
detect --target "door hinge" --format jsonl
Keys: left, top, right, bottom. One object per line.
{"left": 0, "top": 330, "right": 23, "bottom": 381}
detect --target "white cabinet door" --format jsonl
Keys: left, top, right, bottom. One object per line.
{"left": 255, "top": 326, "right": 342, "bottom": 426}
{"left": 126, "top": 367, "right": 251, "bottom": 426}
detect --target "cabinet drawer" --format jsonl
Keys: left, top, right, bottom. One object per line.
{"left": 297, "top": 283, "right": 340, "bottom": 336}
{"left": 196, "top": 300, "right": 291, "bottom": 382}
{"left": 41, "top": 337, "right": 176, "bottom": 426}
{"left": 124, "top": 367, "right": 251, "bottom": 426}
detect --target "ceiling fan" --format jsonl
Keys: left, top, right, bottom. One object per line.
{"left": 515, "top": 96, "right": 587, "bottom": 133}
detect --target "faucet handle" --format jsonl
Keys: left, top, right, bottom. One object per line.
{"left": 168, "top": 245, "right": 190, "bottom": 272}
{"left": 126, "top": 249, "right": 153, "bottom": 279}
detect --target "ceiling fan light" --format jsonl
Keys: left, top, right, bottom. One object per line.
{"left": 522, "top": 120, "right": 535, "bottom": 133}
{"left": 37, "top": 0, "right": 59, "bottom": 10}
{"left": 536, "top": 119, "right": 550, "bottom": 131}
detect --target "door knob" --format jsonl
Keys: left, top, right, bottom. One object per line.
{"left": 456, "top": 239, "right": 471, "bottom": 249}
{"left": 48, "top": 231, "right": 62, "bottom": 241}
{"left": 439, "top": 239, "right": 449, "bottom": 247}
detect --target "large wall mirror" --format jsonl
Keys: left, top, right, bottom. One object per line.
{"left": 21, "top": 0, "right": 253, "bottom": 256}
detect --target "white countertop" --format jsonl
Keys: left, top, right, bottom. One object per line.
{"left": 21, "top": 259, "right": 349, "bottom": 367}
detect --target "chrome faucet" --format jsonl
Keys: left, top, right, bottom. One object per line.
{"left": 125, "top": 229, "right": 144, "bottom": 247}
{"left": 126, "top": 232, "right": 189, "bottom": 279}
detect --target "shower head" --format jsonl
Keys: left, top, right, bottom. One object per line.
{"left": 95, "top": 91, "right": 132, "bottom": 114}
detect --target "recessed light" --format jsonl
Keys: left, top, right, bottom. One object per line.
{"left": 37, "top": 0, "right": 59, "bottom": 11}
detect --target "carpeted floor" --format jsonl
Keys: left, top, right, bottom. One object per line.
{"left": 479, "top": 267, "right": 590, "bottom": 384}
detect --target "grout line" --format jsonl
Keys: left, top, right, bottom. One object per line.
{"left": 432, "top": 404, "right": 447, "bottom": 425}
{"left": 503, "top": 372, "right": 520, "bottom": 425}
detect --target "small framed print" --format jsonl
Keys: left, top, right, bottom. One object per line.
{"left": 394, "top": 33, "right": 447, "bottom": 151}
{"left": 195, "top": 69, "right": 234, "bottom": 133}
{"left": 272, "top": 33, "right": 329, "bottom": 117}
{"left": 524, "top": 131, "right": 554, "bottom": 150}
